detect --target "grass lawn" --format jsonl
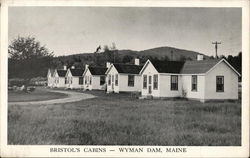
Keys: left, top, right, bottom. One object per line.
{"left": 8, "top": 87, "right": 68, "bottom": 102}
{"left": 8, "top": 90, "right": 241, "bottom": 145}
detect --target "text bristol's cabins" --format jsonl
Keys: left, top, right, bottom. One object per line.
{"left": 105, "top": 59, "right": 143, "bottom": 93}
{"left": 140, "top": 56, "right": 240, "bottom": 102}
{"left": 82, "top": 65, "right": 107, "bottom": 90}
{"left": 65, "top": 67, "right": 84, "bottom": 89}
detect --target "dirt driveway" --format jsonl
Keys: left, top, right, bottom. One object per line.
{"left": 8, "top": 89, "right": 96, "bottom": 105}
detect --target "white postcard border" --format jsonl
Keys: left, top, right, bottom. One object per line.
{"left": 1, "top": 0, "right": 249, "bottom": 157}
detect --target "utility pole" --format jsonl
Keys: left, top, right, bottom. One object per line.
{"left": 170, "top": 50, "right": 173, "bottom": 61}
{"left": 212, "top": 41, "right": 221, "bottom": 58}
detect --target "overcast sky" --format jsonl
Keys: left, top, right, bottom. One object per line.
{"left": 9, "top": 7, "right": 241, "bottom": 57}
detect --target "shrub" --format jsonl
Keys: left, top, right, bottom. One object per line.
{"left": 29, "top": 77, "right": 47, "bottom": 86}
{"left": 8, "top": 78, "right": 29, "bottom": 87}
{"left": 181, "top": 87, "right": 187, "bottom": 98}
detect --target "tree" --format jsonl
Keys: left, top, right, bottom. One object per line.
{"left": 8, "top": 36, "right": 54, "bottom": 60}
{"left": 103, "top": 44, "right": 119, "bottom": 63}
{"left": 209, "top": 56, "right": 215, "bottom": 59}
{"left": 103, "top": 45, "right": 112, "bottom": 62}
{"left": 179, "top": 55, "right": 186, "bottom": 61}
{"left": 226, "top": 52, "right": 241, "bottom": 75}
{"left": 8, "top": 36, "right": 54, "bottom": 79}
{"left": 122, "top": 55, "right": 133, "bottom": 63}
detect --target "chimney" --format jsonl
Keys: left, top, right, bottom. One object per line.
{"left": 85, "top": 64, "right": 89, "bottom": 70}
{"left": 134, "top": 58, "right": 140, "bottom": 65}
{"left": 106, "top": 62, "right": 111, "bottom": 68}
{"left": 71, "top": 65, "right": 75, "bottom": 69}
{"left": 63, "top": 65, "right": 67, "bottom": 70}
{"left": 197, "top": 54, "right": 204, "bottom": 61}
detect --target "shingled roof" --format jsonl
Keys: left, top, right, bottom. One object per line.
{"left": 113, "top": 63, "right": 143, "bottom": 74}
{"left": 88, "top": 67, "right": 107, "bottom": 75}
{"left": 145, "top": 59, "right": 222, "bottom": 74}
{"left": 70, "top": 69, "right": 84, "bottom": 76}
{"left": 57, "top": 69, "right": 67, "bottom": 77}
{"left": 180, "top": 59, "right": 221, "bottom": 74}
{"left": 150, "top": 60, "right": 185, "bottom": 73}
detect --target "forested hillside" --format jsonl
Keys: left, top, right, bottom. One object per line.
{"left": 8, "top": 37, "right": 242, "bottom": 80}
{"left": 51, "top": 46, "right": 209, "bottom": 70}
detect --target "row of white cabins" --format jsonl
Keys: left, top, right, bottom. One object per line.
{"left": 47, "top": 55, "right": 240, "bottom": 102}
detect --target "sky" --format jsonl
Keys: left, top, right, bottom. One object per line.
{"left": 8, "top": 7, "right": 242, "bottom": 57}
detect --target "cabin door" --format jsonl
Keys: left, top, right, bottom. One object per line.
{"left": 87, "top": 76, "right": 89, "bottom": 87}
{"left": 148, "top": 75, "right": 152, "bottom": 94}
{"left": 111, "top": 75, "right": 114, "bottom": 90}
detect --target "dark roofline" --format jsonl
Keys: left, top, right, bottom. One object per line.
{"left": 112, "top": 63, "right": 143, "bottom": 74}
{"left": 140, "top": 58, "right": 241, "bottom": 76}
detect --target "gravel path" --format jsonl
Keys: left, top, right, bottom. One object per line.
{"left": 8, "top": 89, "right": 96, "bottom": 105}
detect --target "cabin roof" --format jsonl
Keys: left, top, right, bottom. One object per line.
{"left": 150, "top": 60, "right": 185, "bottom": 73}
{"left": 113, "top": 63, "right": 143, "bottom": 74}
{"left": 70, "top": 68, "right": 85, "bottom": 76}
{"left": 88, "top": 67, "right": 108, "bottom": 75}
{"left": 180, "top": 59, "right": 221, "bottom": 74}
{"left": 143, "top": 58, "right": 236, "bottom": 75}
{"left": 57, "top": 69, "right": 67, "bottom": 77}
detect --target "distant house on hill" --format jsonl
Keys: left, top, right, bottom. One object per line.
{"left": 83, "top": 65, "right": 108, "bottom": 90}
{"left": 140, "top": 55, "right": 241, "bottom": 102}
{"left": 53, "top": 68, "right": 67, "bottom": 88}
{"left": 47, "top": 68, "right": 55, "bottom": 88}
{"left": 65, "top": 66, "right": 84, "bottom": 89}
{"left": 105, "top": 59, "right": 143, "bottom": 93}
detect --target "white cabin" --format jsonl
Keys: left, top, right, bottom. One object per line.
{"left": 83, "top": 66, "right": 107, "bottom": 90}
{"left": 140, "top": 58, "right": 240, "bottom": 102}
{"left": 47, "top": 68, "right": 55, "bottom": 88}
{"left": 105, "top": 62, "right": 143, "bottom": 93}
{"left": 53, "top": 69, "right": 67, "bottom": 88}
{"left": 65, "top": 68, "right": 84, "bottom": 89}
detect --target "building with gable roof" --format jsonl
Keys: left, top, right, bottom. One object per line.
{"left": 140, "top": 56, "right": 241, "bottom": 102}
{"left": 47, "top": 68, "right": 55, "bottom": 88}
{"left": 65, "top": 67, "right": 85, "bottom": 89}
{"left": 105, "top": 59, "right": 143, "bottom": 93}
{"left": 53, "top": 69, "right": 67, "bottom": 88}
{"left": 83, "top": 65, "right": 108, "bottom": 90}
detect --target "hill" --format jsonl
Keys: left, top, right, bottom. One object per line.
{"left": 62, "top": 46, "right": 209, "bottom": 62}
{"left": 52, "top": 46, "right": 210, "bottom": 70}
{"left": 116, "top": 46, "right": 209, "bottom": 60}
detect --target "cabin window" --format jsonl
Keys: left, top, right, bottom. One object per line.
{"left": 115, "top": 74, "right": 118, "bottom": 86}
{"left": 89, "top": 76, "right": 92, "bottom": 85}
{"left": 100, "top": 76, "right": 105, "bottom": 85}
{"left": 108, "top": 75, "right": 111, "bottom": 85}
{"left": 128, "top": 75, "right": 135, "bottom": 87}
{"left": 171, "top": 75, "right": 178, "bottom": 91}
{"left": 79, "top": 77, "right": 83, "bottom": 85}
{"left": 216, "top": 76, "right": 224, "bottom": 92}
{"left": 191, "top": 75, "right": 197, "bottom": 91}
{"left": 153, "top": 75, "right": 158, "bottom": 90}
{"left": 143, "top": 75, "right": 147, "bottom": 89}
{"left": 65, "top": 77, "right": 67, "bottom": 84}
